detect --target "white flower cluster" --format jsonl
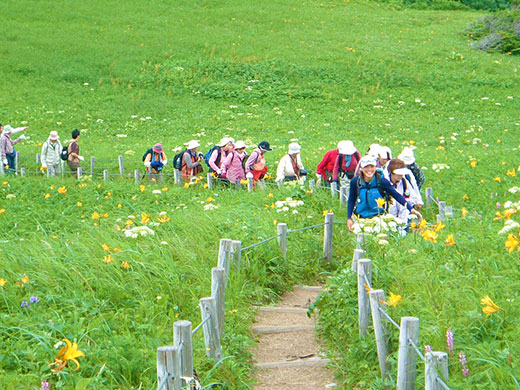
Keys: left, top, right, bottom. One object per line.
{"left": 351, "top": 214, "right": 405, "bottom": 234}
{"left": 124, "top": 226, "right": 155, "bottom": 238}
{"left": 499, "top": 220, "right": 520, "bottom": 234}
{"left": 497, "top": 199, "right": 520, "bottom": 234}
{"left": 204, "top": 203, "right": 219, "bottom": 211}
{"left": 508, "top": 186, "right": 520, "bottom": 194}
{"left": 432, "top": 164, "right": 450, "bottom": 173}
{"left": 275, "top": 197, "right": 304, "bottom": 214}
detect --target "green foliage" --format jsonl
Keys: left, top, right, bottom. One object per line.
{"left": 403, "top": 0, "right": 512, "bottom": 10}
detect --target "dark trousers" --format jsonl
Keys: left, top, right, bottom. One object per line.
{"left": 5, "top": 150, "right": 16, "bottom": 174}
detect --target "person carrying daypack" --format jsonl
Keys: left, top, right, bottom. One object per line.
{"left": 221, "top": 140, "right": 248, "bottom": 185}
{"left": 398, "top": 147, "right": 425, "bottom": 190}
{"left": 1, "top": 124, "right": 28, "bottom": 174}
{"left": 144, "top": 143, "right": 168, "bottom": 177}
{"left": 245, "top": 141, "right": 271, "bottom": 182}
{"left": 332, "top": 140, "right": 360, "bottom": 191}
{"left": 316, "top": 141, "right": 341, "bottom": 186}
{"left": 67, "top": 129, "right": 84, "bottom": 177}
{"left": 41, "top": 131, "right": 62, "bottom": 175}
{"left": 180, "top": 140, "right": 203, "bottom": 181}
{"left": 206, "top": 137, "right": 234, "bottom": 175}
{"left": 276, "top": 142, "right": 307, "bottom": 183}
{"left": 347, "top": 155, "right": 422, "bottom": 233}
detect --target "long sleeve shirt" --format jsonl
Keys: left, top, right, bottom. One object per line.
{"left": 221, "top": 151, "right": 247, "bottom": 184}
{"left": 41, "top": 139, "right": 62, "bottom": 166}
{"left": 183, "top": 150, "right": 200, "bottom": 169}
{"left": 347, "top": 175, "right": 414, "bottom": 219}
{"left": 1, "top": 134, "right": 22, "bottom": 161}
{"left": 332, "top": 151, "right": 361, "bottom": 181}
{"left": 316, "top": 149, "right": 338, "bottom": 180}
{"left": 276, "top": 154, "right": 304, "bottom": 182}
{"left": 209, "top": 148, "right": 229, "bottom": 172}
{"left": 383, "top": 169, "right": 423, "bottom": 221}
{"left": 245, "top": 148, "right": 263, "bottom": 174}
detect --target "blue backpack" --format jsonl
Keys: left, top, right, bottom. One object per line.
{"left": 204, "top": 146, "right": 221, "bottom": 172}
{"left": 354, "top": 172, "right": 390, "bottom": 218}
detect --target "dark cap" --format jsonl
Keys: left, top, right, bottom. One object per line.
{"left": 258, "top": 141, "right": 272, "bottom": 152}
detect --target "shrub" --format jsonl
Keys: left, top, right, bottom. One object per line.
{"left": 402, "top": 0, "right": 512, "bottom": 10}
{"left": 466, "top": 7, "right": 520, "bottom": 54}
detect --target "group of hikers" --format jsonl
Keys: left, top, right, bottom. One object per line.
{"left": 1, "top": 124, "right": 426, "bottom": 231}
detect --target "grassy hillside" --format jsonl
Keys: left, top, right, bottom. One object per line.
{"left": 1, "top": 0, "right": 520, "bottom": 388}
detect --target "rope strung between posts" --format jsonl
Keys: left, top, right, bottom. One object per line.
{"left": 157, "top": 372, "right": 171, "bottom": 390}
{"left": 192, "top": 314, "right": 211, "bottom": 336}
{"left": 437, "top": 376, "right": 451, "bottom": 390}
{"left": 377, "top": 306, "right": 401, "bottom": 330}
{"left": 408, "top": 338, "right": 426, "bottom": 361}
{"left": 287, "top": 223, "right": 326, "bottom": 233}
{"left": 240, "top": 234, "right": 282, "bottom": 252}
{"left": 363, "top": 273, "right": 372, "bottom": 289}
{"left": 303, "top": 255, "right": 327, "bottom": 266}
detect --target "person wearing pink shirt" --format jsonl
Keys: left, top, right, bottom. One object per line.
{"left": 208, "top": 137, "right": 234, "bottom": 175}
{"left": 221, "top": 140, "right": 248, "bottom": 186}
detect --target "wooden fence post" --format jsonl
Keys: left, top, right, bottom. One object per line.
{"left": 157, "top": 346, "right": 181, "bottom": 390}
{"left": 356, "top": 233, "right": 365, "bottom": 247}
{"left": 36, "top": 153, "right": 41, "bottom": 164}
{"left": 207, "top": 173, "right": 213, "bottom": 190}
{"left": 323, "top": 213, "right": 334, "bottom": 262}
{"left": 340, "top": 186, "right": 348, "bottom": 207}
{"left": 369, "top": 289, "right": 390, "bottom": 380}
{"left": 277, "top": 223, "right": 287, "bottom": 259}
{"left": 199, "top": 297, "right": 222, "bottom": 361}
{"left": 103, "top": 169, "right": 109, "bottom": 181}
{"left": 217, "top": 239, "right": 233, "bottom": 286}
{"left": 174, "top": 169, "right": 181, "bottom": 185}
{"left": 425, "top": 351, "right": 449, "bottom": 390}
{"left": 117, "top": 155, "right": 123, "bottom": 176}
{"left": 309, "top": 179, "right": 316, "bottom": 191}
{"left": 61, "top": 160, "right": 66, "bottom": 178}
{"left": 0, "top": 161, "right": 4, "bottom": 176}
{"left": 444, "top": 206, "right": 453, "bottom": 218}
{"left": 352, "top": 248, "right": 366, "bottom": 272}
{"left": 46, "top": 166, "right": 52, "bottom": 178}
{"left": 20, "top": 168, "right": 26, "bottom": 177}
{"left": 173, "top": 321, "right": 193, "bottom": 386}
{"left": 439, "top": 201, "right": 446, "bottom": 218}
{"left": 357, "top": 259, "right": 372, "bottom": 337}
{"left": 425, "top": 187, "right": 433, "bottom": 205}
{"left": 247, "top": 179, "right": 253, "bottom": 193}
{"left": 134, "top": 169, "right": 140, "bottom": 184}
{"left": 15, "top": 152, "right": 19, "bottom": 174}
{"left": 90, "top": 156, "right": 95, "bottom": 175}
{"left": 231, "top": 240, "right": 242, "bottom": 270}
{"left": 331, "top": 181, "right": 338, "bottom": 198}
{"left": 397, "top": 317, "right": 420, "bottom": 390}
{"left": 211, "top": 267, "right": 226, "bottom": 336}
{"left": 77, "top": 166, "right": 83, "bottom": 179}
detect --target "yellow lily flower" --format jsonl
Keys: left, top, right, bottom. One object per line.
{"left": 101, "top": 243, "right": 111, "bottom": 251}
{"left": 77, "top": 201, "right": 82, "bottom": 207}
{"left": 480, "top": 295, "right": 501, "bottom": 317}
{"left": 434, "top": 221, "right": 445, "bottom": 232}
{"left": 470, "top": 160, "right": 477, "bottom": 168}
{"left": 506, "top": 169, "right": 516, "bottom": 177}
{"left": 105, "top": 192, "right": 111, "bottom": 198}
{"left": 121, "top": 261, "right": 130, "bottom": 269}
{"left": 421, "top": 229, "right": 438, "bottom": 243}
{"left": 157, "top": 215, "right": 170, "bottom": 223}
{"left": 383, "top": 292, "right": 402, "bottom": 307}
{"left": 139, "top": 184, "right": 146, "bottom": 193}
{"left": 92, "top": 212, "right": 100, "bottom": 220}
{"left": 44, "top": 193, "right": 50, "bottom": 199}
{"left": 445, "top": 234, "right": 456, "bottom": 247}
{"left": 375, "top": 198, "right": 386, "bottom": 208}
{"left": 461, "top": 208, "right": 468, "bottom": 218}
{"left": 0, "top": 278, "right": 7, "bottom": 287}
{"left": 493, "top": 176, "right": 502, "bottom": 183}
{"left": 103, "top": 255, "right": 115, "bottom": 264}
{"left": 21, "top": 275, "right": 29, "bottom": 284}
{"left": 50, "top": 338, "right": 85, "bottom": 372}
{"left": 141, "top": 213, "right": 151, "bottom": 225}
{"left": 184, "top": 183, "right": 190, "bottom": 189}
{"left": 505, "top": 234, "right": 520, "bottom": 253}
{"left": 57, "top": 186, "right": 67, "bottom": 194}
{"left": 206, "top": 197, "right": 215, "bottom": 203}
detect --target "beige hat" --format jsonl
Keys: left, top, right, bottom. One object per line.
{"left": 218, "top": 137, "right": 231, "bottom": 147}
{"left": 186, "top": 140, "right": 200, "bottom": 150}
{"left": 398, "top": 147, "right": 415, "bottom": 165}
{"left": 338, "top": 140, "right": 356, "bottom": 155}
{"left": 378, "top": 146, "right": 393, "bottom": 160}
{"left": 234, "top": 140, "right": 247, "bottom": 149}
{"left": 359, "top": 155, "right": 377, "bottom": 168}
{"left": 288, "top": 142, "right": 301, "bottom": 154}
{"left": 49, "top": 131, "right": 59, "bottom": 140}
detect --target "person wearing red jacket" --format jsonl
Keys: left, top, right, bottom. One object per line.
{"left": 316, "top": 142, "right": 341, "bottom": 185}
{"left": 332, "top": 141, "right": 361, "bottom": 189}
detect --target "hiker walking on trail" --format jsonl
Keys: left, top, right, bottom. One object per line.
{"left": 331, "top": 140, "right": 360, "bottom": 191}
{"left": 384, "top": 158, "right": 423, "bottom": 223}
{"left": 347, "top": 155, "right": 422, "bottom": 232}
{"left": 67, "top": 129, "right": 84, "bottom": 177}
{"left": 377, "top": 146, "right": 393, "bottom": 168}
{"left": 207, "top": 137, "right": 234, "bottom": 176}
{"left": 398, "top": 147, "right": 425, "bottom": 190}
{"left": 245, "top": 141, "right": 271, "bottom": 182}
{"left": 1, "top": 124, "right": 28, "bottom": 173}
{"left": 144, "top": 143, "right": 168, "bottom": 177}
{"left": 221, "top": 140, "right": 248, "bottom": 185}
{"left": 180, "top": 140, "right": 203, "bottom": 181}
{"left": 316, "top": 142, "right": 341, "bottom": 187}
{"left": 41, "top": 131, "right": 62, "bottom": 175}
{"left": 276, "top": 142, "right": 306, "bottom": 184}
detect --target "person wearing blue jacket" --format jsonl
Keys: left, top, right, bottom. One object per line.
{"left": 347, "top": 155, "right": 422, "bottom": 232}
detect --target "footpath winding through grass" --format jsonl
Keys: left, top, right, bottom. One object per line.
{"left": 1, "top": 0, "right": 520, "bottom": 388}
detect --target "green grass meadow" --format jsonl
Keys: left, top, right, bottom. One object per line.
{"left": 1, "top": 0, "right": 520, "bottom": 388}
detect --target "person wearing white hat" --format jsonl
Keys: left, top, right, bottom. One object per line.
{"left": 398, "top": 147, "right": 425, "bottom": 190}
{"left": 332, "top": 140, "right": 361, "bottom": 191}
{"left": 221, "top": 140, "right": 248, "bottom": 185}
{"left": 384, "top": 159, "right": 423, "bottom": 226}
{"left": 1, "top": 124, "right": 28, "bottom": 173}
{"left": 181, "top": 140, "right": 203, "bottom": 181}
{"left": 347, "top": 155, "right": 422, "bottom": 233}
{"left": 275, "top": 143, "right": 306, "bottom": 184}
{"left": 377, "top": 146, "right": 393, "bottom": 167}
{"left": 41, "top": 131, "right": 62, "bottom": 175}
{"left": 207, "top": 137, "right": 234, "bottom": 176}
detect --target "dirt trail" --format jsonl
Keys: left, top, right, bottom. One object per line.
{"left": 252, "top": 286, "right": 337, "bottom": 390}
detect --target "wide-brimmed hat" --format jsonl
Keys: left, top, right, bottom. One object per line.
{"left": 393, "top": 168, "right": 409, "bottom": 176}
{"left": 288, "top": 142, "right": 301, "bottom": 154}
{"left": 49, "top": 131, "right": 59, "bottom": 140}
{"left": 152, "top": 143, "right": 163, "bottom": 153}
{"left": 367, "top": 143, "right": 381, "bottom": 157}
{"left": 398, "top": 147, "right": 415, "bottom": 165}
{"left": 234, "top": 140, "right": 247, "bottom": 149}
{"left": 359, "top": 155, "right": 377, "bottom": 168}
{"left": 3, "top": 125, "right": 12, "bottom": 134}
{"left": 218, "top": 137, "right": 231, "bottom": 147}
{"left": 258, "top": 141, "right": 272, "bottom": 152}
{"left": 338, "top": 140, "right": 356, "bottom": 155}
{"left": 186, "top": 140, "right": 200, "bottom": 150}
{"left": 378, "top": 146, "right": 393, "bottom": 160}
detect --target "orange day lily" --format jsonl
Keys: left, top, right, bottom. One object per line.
{"left": 480, "top": 296, "right": 501, "bottom": 317}
{"left": 375, "top": 198, "right": 386, "bottom": 208}
{"left": 434, "top": 221, "right": 445, "bottom": 232}
{"left": 445, "top": 234, "right": 456, "bottom": 247}
{"left": 382, "top": 292, "right": 402, "bottom": 307}
{"left": 421, "top": 229, "right": 438, "bottom": 243}
{"left": 141, "top": 213, "right": 151, "bottom": 225}
{"left": 505, "top": 234, "right": 520, "bottom": 253}
{"left": 0, "top": 278, "right": 7, "bottom": 287}
{"left": 50, "top": 338, "right": 85, "bottom": 372}
{"left": 507, "top": 169, "right": 516, "bottom": 177}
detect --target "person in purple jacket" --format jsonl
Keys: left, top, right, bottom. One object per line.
{"left": 221, "top": 140, "right": 248, "bottom": 186}
{"left": 347, "top": 155, "right": 422, "bottom": 232}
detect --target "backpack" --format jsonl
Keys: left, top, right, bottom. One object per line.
{"left": 231, "top": 152, "right": 248, "bottom": 173}
{"left": 353, "top": 172, "right": 390, "bottom": 218}
{"left": 60, "top": 145, "right": 69, "bottom": 161}
{"left": 204, "top": 146, "right": 221, "bottom": 172}
{"left": 338, "top": 151, "right": 360, "bottom": 179}
{"left": 172, "top": 151, "right": 186, "bottom": 170}
{"left": 142, "top": 148, "right": 153, "bottom": 162}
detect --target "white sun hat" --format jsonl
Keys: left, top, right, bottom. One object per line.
{"left": 359, "top": 155, "right": 377, "bottom": 168}
{"left": 367, "top": 143, "right": 381, "bottom": 157}
{"left": 393, "top": 168, "right": 409, "bottom": 176}
{"left": 234, "top": 140, "right": 247, "bottom": 149}
{"left": 3, "top": 125, "right": 12, "bottom": 134}
{"left": 186, "top": 140, "right": 200, "bottom": 150}
{"left": 378, "top": 146, "right": 393, "bottom": 159}
{"left": 338, "top": 140, "right": 357, "bottom": 155}
{"left": 218, "top": 137, "right": 231, "bottom": 147}
{"left": 398, "top": 147, "right": 416, "bottom": 165}
{"left": 49, "top": 131, "right": 59, "bottom": 140}
{"left": 288, "top": 142, "right": 301, "bottom": 154}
